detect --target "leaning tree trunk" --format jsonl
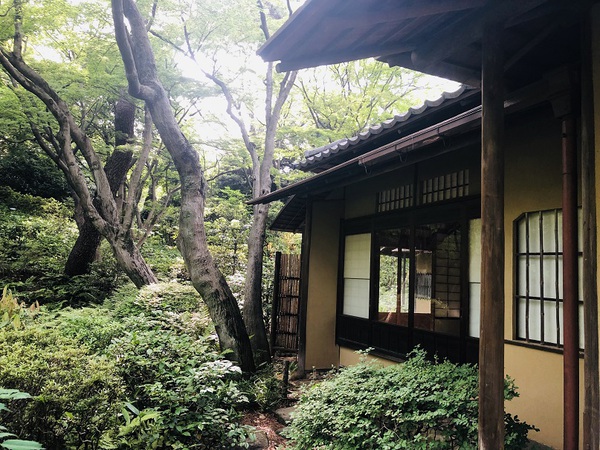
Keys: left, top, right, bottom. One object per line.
{"left": 112, "top": 0, "right": 255, "bottom": 372}
{"left": 65, "top": 98, "right": 136, "bottom": 276}
{"left": 243, "top": 202, "right": 271, "bottom": 364}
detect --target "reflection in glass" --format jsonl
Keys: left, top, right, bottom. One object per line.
{"left": 376, "top": 223, "right": 462, "bottom": 335}
{"left": 377, "top": 229, "right": 410, "bottom": 325}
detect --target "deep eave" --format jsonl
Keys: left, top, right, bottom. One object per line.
{"left": 259, "top": 0, "right": 587, "bottom": 92}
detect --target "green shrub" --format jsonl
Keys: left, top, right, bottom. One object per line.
{"left": 49, "top": 306, "right": 127, "bottom": 352}
{"left": 0, "top": 280, "right": 257, "bottom": 449}
{"left": 285, "top": 350, "right": 537, "bottom": 450}
{"left": 0, "top": 209, "right": 76, "bottom": 281}
{"left": 0, "top": 187, "right": 123, "bottom": 306}
{"left": 0, "top": 327, "right": 124, "bottom": 449}
{"left": 106, "top": 328, "right": 250, "bottom": 449}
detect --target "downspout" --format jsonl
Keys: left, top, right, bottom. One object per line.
{"left": 297, "top": 199, "right": 313, "bottom": 376}
{"left": 562, "top": 114, "right": 579, "bottom": 450}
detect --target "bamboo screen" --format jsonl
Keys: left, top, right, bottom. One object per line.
{"left": 272, "top": 253, "right": 301, "bottom": 352}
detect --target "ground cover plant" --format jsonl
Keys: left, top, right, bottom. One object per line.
{"left": 285, "top": 350, "right": 537, "bottom": 450}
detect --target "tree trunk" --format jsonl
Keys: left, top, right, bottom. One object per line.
{"left": 0, "top": 30, "right": 157, "bottom": 288}
{"left": 65, "top": 98, "right": 136, "bottom": 276}
{"left": 242, "top": 202, "right": 271, "bottom": 365}
{"left": 112, "top": 0, "right": 256, "bottom": 372}
{"left": 64, "top": 218, "right": 103, "bottom": 276}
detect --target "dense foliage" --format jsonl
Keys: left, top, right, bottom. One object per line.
{"left": 0, "top": 187, "right": 122, "bottom": 305}
{"left": 0, "top": 281, "right": 282, "bottom": 449}
{"left": 285, "top": 350, "right": 537, "bottom": 450}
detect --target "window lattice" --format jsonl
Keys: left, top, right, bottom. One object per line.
{"left": 422, "top": 170, "right": 469, "bottom": 204}
{"left": 514, "top": 209, "right": 584, "bottom": 349}
{"left": 377, "top": 184, "right": 413, "bottom": 212}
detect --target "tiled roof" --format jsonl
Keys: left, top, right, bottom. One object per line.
{"left": 297, "top": 85, "right": 473, "bottom": 170}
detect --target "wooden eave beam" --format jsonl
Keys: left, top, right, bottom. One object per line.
{"left": 329, "top": 0, "right": 487, "bottom": 26}
{"left": 383, "top": 53, "right": 482, "bottom": 87}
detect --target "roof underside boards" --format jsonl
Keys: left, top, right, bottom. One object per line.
{"left": 299, "top": 85, "right": 480, "bottom": 173}
{"left": 258, "top": 0, "right": 585, "bottom": 92}
{"left": 270, "top": 196, "right": 306, "bottom": 232}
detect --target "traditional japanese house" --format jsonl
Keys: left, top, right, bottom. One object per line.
{"left": 253, "top": 1, "right": 600, "bottom": 449}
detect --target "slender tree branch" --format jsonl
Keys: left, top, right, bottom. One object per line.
{"left": 123, "top": 105, "right": 153, "bottom": 231}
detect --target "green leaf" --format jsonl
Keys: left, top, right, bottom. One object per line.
{"left": 0, "top": 390, "right": 31, "bottom": 401}
{"left": 0, "top": 439, "right": 44, "bottom": 450}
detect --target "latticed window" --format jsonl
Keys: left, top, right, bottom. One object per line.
{"left": 422, "top": 169, "right": 469, "bottom": 204}
{"left": 514, "top": 209, "right": 584, "bottom": 349}
{"left": 377, "top": 184, "right": 413, "bottom": 212}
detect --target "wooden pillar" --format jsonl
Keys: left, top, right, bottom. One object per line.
{"left": 562, "top": 114, "right": 579, "bottom": 450}
{"left": 297, "top": 199, "right": 312, "bottom": 376}
{"left": 478, "top": 15, "right": 505, "bottom": 450}
{"left": 581, "top": 5, "right": 600, "bottom": 449}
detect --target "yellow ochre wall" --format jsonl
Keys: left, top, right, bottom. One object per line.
{"left": 339, "top": 346, "right": 397, "bottom": 367}
{"left": 304, "top": 199, "right": 343, "bottom": 370}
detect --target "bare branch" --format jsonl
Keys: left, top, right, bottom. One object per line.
{"left": 257, "top": 0, "right": 270, "bottom": 41}
{"left": 205, "top": 70, "right": 258, "bottom": 169}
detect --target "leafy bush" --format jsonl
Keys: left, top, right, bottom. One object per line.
{"left": 1, "top": 286, "right": 39, "bottom": 331}
{"left": 0, "top": 327, "right": 124, "bottom": 449}
{"left": 285, "top": 350, "right": 537, "bottom": 450}
{"left": 106, "top": 328, "right": 250, "bottom": 448}
{"left": 0, "top": 145, "right": 71, "bottom": 200}
{"left": 239, "top": 365, "right": 283, "bottom": 412}
{"left": 0, "top": 188, "right": 122, "bottom": 306}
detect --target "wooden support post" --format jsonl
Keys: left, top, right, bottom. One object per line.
{"left": 297, "top": 199, "right": 312, "bottom": 377}
{"left": 581, "top": 6, "right": 600, "bottom": 449}
{"left": 478, "top": 15, "right": 505, "bottom": 450}
{"left": 562, "top": 115, "right": 579, "bottom": 450}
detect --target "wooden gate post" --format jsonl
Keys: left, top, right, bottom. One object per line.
{"left": 478, "top": 14, "right": 506, "bottom": 450}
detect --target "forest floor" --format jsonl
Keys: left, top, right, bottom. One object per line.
{"left": 242, "top": 411, "right": 288, "bottom": 449}
{"left": 243, "top": 356, "right": 332, "bottom": 449}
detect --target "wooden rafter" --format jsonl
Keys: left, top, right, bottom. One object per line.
{"left": 411, "top": 0, "right": 547, "bottom": 71}
{"left": 384, "top": 53, "right": 481, "bottom": 87}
